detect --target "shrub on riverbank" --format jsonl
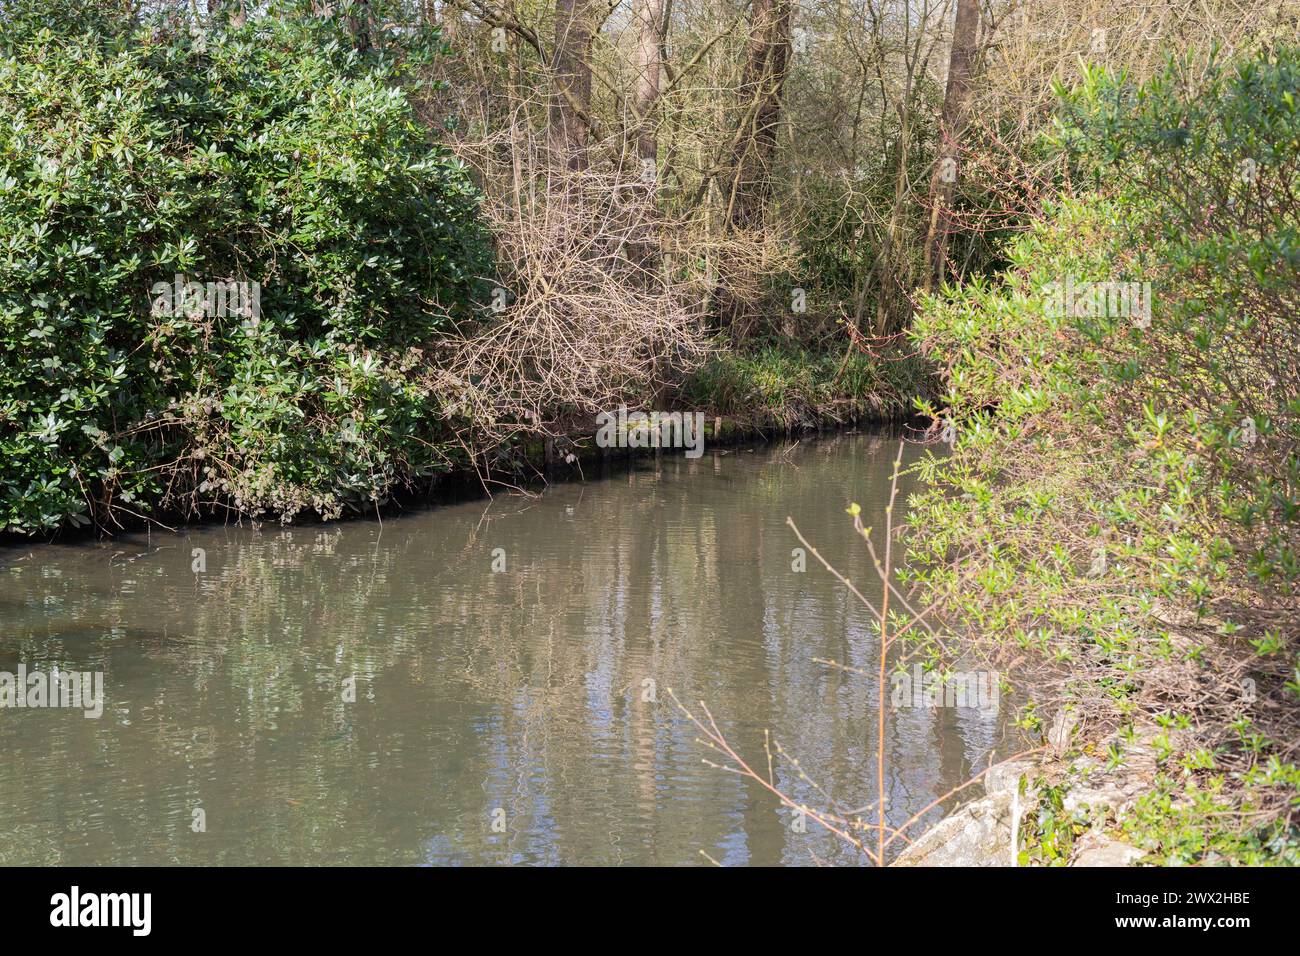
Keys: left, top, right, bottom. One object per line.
{"left": 906, "top": 48, "right": 1300, "bottom": 863}
{"left": 0, "top": 5, "right": 489, "bottom": 533}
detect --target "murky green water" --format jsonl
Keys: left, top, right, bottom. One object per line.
{"left": 0, "top": 432, "right": 1018, "bottom": 865}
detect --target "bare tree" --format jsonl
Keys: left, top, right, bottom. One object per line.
{"left": 550, "top": 0, "right": 597, "bottom": 168}
{"left": 725, "top": 0, "right": 793, "bottom": 229}
{"left": 629, "top": 0, "right": 668, "bottom": 167}
{"left": 922, "top": 0, "right": 980, "bottom": 292}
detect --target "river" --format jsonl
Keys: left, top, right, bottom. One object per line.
{"left": 0, "top": 431, "right": 1017, "bottom": 865}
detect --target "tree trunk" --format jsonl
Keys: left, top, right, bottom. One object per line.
{"left": 625, "top": 0, "right": 667, "bottom": 264}
{"left": 923, "top": 0, "right": 980, "bottom": 293}
{"left": 717, "top": 0, "right": 791, "bottom": 336}
{"left": 629, "top": 0, "right": 666, "bottom": 168}
{"left": 726, "top": 0, "right": 792, "bottom": 230}
{"left": 549, "top": 0, "right": 596, "bottom": 170}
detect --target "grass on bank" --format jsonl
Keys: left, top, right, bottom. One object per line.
{"left": 681, "top": 343, "right": 926, "bottom": 431}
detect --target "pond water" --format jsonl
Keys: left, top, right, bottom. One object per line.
{"left": 0, "top": 431, "right": 1019, "bottom": 865}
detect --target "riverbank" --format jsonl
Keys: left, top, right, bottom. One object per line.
{"left": 529, "top": 344, "right": 925, "bottom": 473}
{"left": 895, "top": 725, "right": 1162, "bottom": 867}
{"left": 1, "top": 336, "right": 927, "bottom": 541}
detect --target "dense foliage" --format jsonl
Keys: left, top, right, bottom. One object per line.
{"left": 906, "top": 47, "right": 1300, "bottom": 863}
{"left": 0, "top": 4, "right": 490, "bottom": 532}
